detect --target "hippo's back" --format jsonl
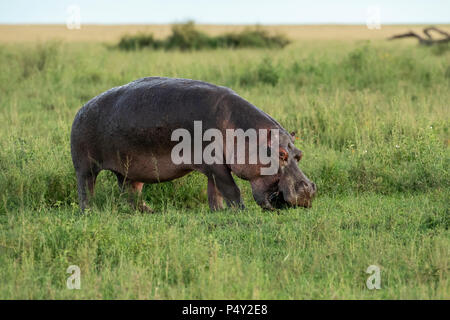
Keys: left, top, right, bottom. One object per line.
{"left": 73, "top": 77, "right": 235, "bottom": 139}
{"left": 74, "top": 77, "right": 234, "bottom": 126}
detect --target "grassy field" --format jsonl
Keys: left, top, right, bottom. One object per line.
{"left": 0, "top": 25, "right": 448, "bottom": 299}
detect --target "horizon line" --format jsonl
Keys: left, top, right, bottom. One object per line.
{"left": 1, "top": 22, "right": 449, "bottom": 26}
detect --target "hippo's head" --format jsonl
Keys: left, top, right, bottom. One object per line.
{"left": 250, "top": 131, "right": 316, "bottom": 210}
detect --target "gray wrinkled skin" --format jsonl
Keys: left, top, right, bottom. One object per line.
{"left": 71, "top": 77, "right": 316, "bottom": 212}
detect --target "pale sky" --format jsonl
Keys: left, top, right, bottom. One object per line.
{"left": 0, "top": 0, "right": 449, "bottom": 24}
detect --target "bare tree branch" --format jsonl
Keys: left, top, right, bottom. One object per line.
{"left": 423, "top": 27, "right": 450, "bottom": 39}
{"left": 388, "top": 26, "right": 450, "bottom": 46}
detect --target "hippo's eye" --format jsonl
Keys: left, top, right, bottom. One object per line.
{"left": 279, "top": 148, "right": 289, "bottom": 162}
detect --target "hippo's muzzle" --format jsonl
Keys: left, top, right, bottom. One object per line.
{"left": 274, "top": 177, "right": 317, "bottom": 209}
{"left": 284, "top": 181, "right": 317, "bottom": 208}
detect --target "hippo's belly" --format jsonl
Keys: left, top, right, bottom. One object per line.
{"left": 102, "top": 148, "right": 193, "bottom": 183}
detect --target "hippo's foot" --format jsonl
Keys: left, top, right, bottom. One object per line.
{"left": 261, "top": 204, "right": 275, "bottom": 211}
{"left": 233, "top": 202, "right": 246, "bottom": 210}
{"left": 136, "top": 201, "right": 154, "bottom": 213}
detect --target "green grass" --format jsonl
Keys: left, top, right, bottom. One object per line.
{"left": 0, "top": 38, "right": 448, "bottom": 299}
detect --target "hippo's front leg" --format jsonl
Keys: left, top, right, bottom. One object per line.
{"left": 201, "top": 165, "right": 245, "bottom": 210}
{"left": 207, "top": 177, "right": 224, "bottom": 211}
{"left": 250, "top": 178, "right": 277, "bottom": 211}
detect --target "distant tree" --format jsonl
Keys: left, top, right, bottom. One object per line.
{"left": 388, "top": 26, "right": 450, "bottom": 46}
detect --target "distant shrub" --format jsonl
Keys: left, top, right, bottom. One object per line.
{"left": 216, "top": 29, "right": 290, "bottom": 49}
{"left": 165, "top": 21, "right": 214, "bottom": 50}
{"left": 117, "top": 22, "right": 290, "bottom": 51}
{"left": 117, "top": 33, "right": 163, "bottom": 50}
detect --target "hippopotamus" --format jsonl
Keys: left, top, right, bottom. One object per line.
{"left": 70, "top": 77, "right": 316, "bottom": 212}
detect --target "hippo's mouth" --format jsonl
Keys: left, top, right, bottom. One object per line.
{"left": 268, "top": 190, "right": 313, "bottom": 209}
{"left": 268, "top": 191, "right": 289, "bottom": 209}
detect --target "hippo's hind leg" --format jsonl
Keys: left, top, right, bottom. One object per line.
{"left": 75, "top": 164, "right": 100, "bottom": 212}
{"left": 115, "top": 172, "right": 153, "bottom": 213}
{"left": 202, "top": 165, "right": 244, "bottom": 210}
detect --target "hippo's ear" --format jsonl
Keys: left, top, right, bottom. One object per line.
{"left": 279, "top": 147, "right": 288, "bottom": 162}
{"left": 294, "top": 149, "right": 303, "bottom": 162}
{"left": 290, "top": 131, "right": 296, "bottom": 138}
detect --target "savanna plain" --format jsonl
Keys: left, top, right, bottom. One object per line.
{"left": 0, "top": 25, "right": 448, "bottom": 299}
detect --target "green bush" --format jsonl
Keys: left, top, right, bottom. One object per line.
{"left": 216, "top": 29, "right": 290, "bottom": 49}
{"left": 165, "top": 21, "right": 214, "bottom": 50}
{"left": 117, "top": 33, "right": 163, "bottom": 50}
{"left": 116, "top": 22, "right": 290, "bottom": 51}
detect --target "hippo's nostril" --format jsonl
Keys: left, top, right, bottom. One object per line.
{"left": 297, "top": 181, "right": 308, "bottom": 190}
{"left": 304, "top": 182, "right": 316, "bottom": 199}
